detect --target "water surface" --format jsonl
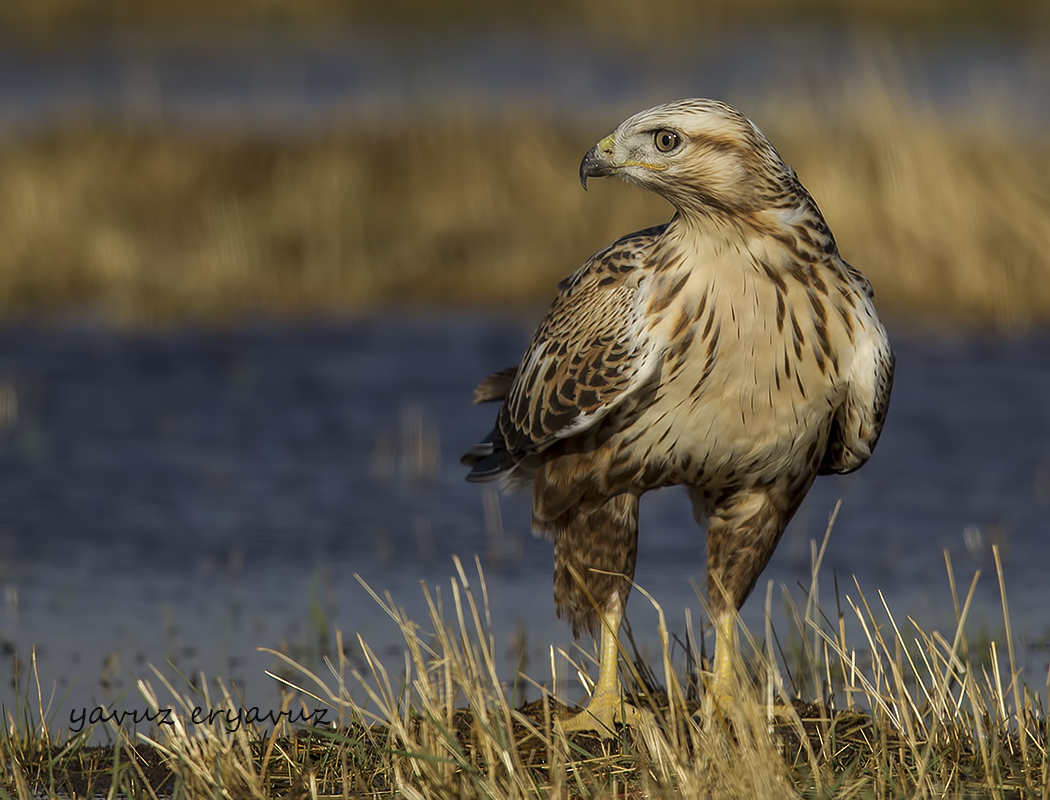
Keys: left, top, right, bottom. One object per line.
{"left": 0, "top": 316, "right": 1047, "bottom": 736}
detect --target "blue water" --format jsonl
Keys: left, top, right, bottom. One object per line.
{"left": 0, "top": 28, "right": 1045, "bottom": 133}
{"left": 0, "top": 317, "right": 1047, "bottom": 739}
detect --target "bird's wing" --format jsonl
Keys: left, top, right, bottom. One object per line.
{"left": 497, "top": 226, "right": 668, "bottom": 460}
{"left": 841, "top": 258, "right": 876, "bottom": 300}
{"left": 820, "top": 308, "right": 894, "bottom": 475}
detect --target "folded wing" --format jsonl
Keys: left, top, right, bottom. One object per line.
{"left": 463, "top": 226, "right": 667, "bottom": 482}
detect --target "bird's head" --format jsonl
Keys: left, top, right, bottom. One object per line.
{"left": 579, "top": 99, "right": 792, "bottom": 220}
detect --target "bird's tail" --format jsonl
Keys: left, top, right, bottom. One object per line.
{"left": 472, "top": 366, "right": 517, "bottom": 404}
{"left": 462, "top": 365, "right": 520, "bottom": 482}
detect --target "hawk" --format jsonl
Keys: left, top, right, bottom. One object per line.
{"left": 463, "top": 99, "right": 893, "bottom": 731}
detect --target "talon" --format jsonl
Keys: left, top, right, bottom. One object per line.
{"left": 556, "top": 692, "right": 650, "bottom": 734}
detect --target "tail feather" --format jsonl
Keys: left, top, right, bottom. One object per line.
{"left": 463, "top": 366, "right": 520, "bottom": 481}
{"left": 473, "top": 366, "right": 517, "bottom": 404}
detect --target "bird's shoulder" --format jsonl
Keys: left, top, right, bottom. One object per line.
{"left": 837, "top": 258, "right": 877, "bottom": 304}
{"left": 498, "top": 224, "right": 670, "bottom": 456}
{"left": 556, "top": 223, "right": 669, "bottom": 294}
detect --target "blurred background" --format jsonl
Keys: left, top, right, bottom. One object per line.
{"left": 0, "top": 1, "right": 1047, "bottom": 735}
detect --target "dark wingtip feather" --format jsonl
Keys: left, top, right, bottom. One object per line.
{"left": 464, "top": 463, "right": 505, "bottom": 482}
{"left": 462, "top": 425, "right": 515, "bottom": 482}
{"left": 460, "top": 442, "right": 493, "bottom": 467}
{"left": 461, "top": 446, "right": 510, "bottom": 482}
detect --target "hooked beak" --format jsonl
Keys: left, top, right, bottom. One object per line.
{"left": 579, "top": 135, "right": 616, "bottom": 190}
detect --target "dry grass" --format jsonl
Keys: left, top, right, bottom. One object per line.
{"left": 0, "top": 82, "right": 1047, "bottom": 328}
{"left": 3, "top": 541, "right": 1048, "bottom": 798}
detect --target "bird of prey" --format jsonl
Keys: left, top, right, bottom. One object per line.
{"left": 462, "top": 98, "right": 893, "bottom": 732}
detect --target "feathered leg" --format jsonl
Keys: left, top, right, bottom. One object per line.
{"left": 539, "top": 491, "right": 642, "bottom": 732}
{"left": 702, "top": 489, "right": 793, "bottom": 708}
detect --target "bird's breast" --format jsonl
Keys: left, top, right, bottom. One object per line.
{"left": 625, "top": 257, "right": 852, "bottom": 488}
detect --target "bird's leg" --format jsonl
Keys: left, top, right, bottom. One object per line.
{"left": 701, "top": 489, "right": 795, "bottom": 713}
{"left": 703, "top": 529, "right": 746, "bottom": 713}
{"left": 707, "top": 606, "right": 738, "bottom": 711}
{"left": 556, "top": 598, "right": 647, "bottom": 733}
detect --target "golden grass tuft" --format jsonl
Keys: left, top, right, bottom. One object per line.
{"left": 0, "top": 78, "right": 1046, "bottom": 327}
{"left": 3, "top": 541, "right": 1048, "bottom": 798}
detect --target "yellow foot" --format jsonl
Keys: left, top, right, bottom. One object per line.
{"left": 555, "top": 689, "right": 651, "bottom": 734}
{"left": 703, "top": 689, "right": 733, "bottom": 717}
{"left": 700, "top": 680, "right": 794, "bottom": 722}
{"left": 702, "top": 664, "right": 735, "bottom": 716}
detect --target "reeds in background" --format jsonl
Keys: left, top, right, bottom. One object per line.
{"left": 0, "top": 79, "right": 1046, "bottom": 327}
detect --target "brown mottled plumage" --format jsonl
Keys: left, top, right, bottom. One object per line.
{"left": 462, "top": 98, "right": 893, "bottom": 731}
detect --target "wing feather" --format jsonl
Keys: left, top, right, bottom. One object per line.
{"left": 820, "top": 311, "right": 894, "bottom": 475}
{"left": 497, "top": 225, "right": 667, "bottom": 461}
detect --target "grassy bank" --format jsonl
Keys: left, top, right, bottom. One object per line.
{"left": 0, "top": 85, "right": 1047, "bottom": 327}
{"left": 2, "top": 551, "right": 1048, "bottom": 798}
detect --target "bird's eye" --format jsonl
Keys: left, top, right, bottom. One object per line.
{"left": 654, "top": 130, "right": 680, "bottom": 153}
